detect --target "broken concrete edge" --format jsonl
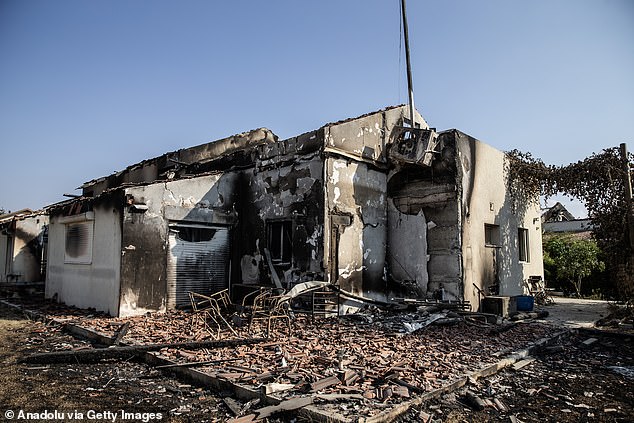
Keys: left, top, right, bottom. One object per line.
{"left": 64, "top": 323, "right": 115, "bottom": 345}
{"left": 359, "top": 328, "right": 573, "bottom": 423}
{"left": 139, "top": 350, "right": 266, "bottom": 403}
{"left": 0, "top": 299, "right": 348, "bottom": 423}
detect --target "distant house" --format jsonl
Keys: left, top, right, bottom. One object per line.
{"left": 542, "top": 202, "right": 593, "bottom": 238}
{"left": 0, "top": 209, "right": 48, "bottom": 283}
{"left": 44, "top": 105, "right": 543, "bottom": 316}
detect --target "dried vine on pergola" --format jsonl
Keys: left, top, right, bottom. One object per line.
{"left": 506, "top": 147, "right": 633, "bottom": 267}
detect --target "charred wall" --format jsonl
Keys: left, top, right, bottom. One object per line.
{"left": 237, "top": 131, "right": 325, "bottom": 288}
{"left": 387, "top": 132, "right": 462, "bottom": 300}
{"left": 120, "top": 173, "right": 238, "bottom": 315}
{"left": 321, "top": 106, "right": 432, "bottom": 300}
{"left": 0, "top": 214, "right": 48, "bottom": 283}
{"left": 117, "top": 132, "right": 325, "bottom": 315}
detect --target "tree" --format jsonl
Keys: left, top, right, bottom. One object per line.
{"left": 543, "top": 235, "right": 606, "bottom": 296}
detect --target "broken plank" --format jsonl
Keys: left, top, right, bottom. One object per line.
{"left": 512, "top": 357, "right": 536, "bottom": 371}
{"left": 262, "top": 383, "right": 295, "bottom": 395}
{"left": 254, "top": 396, "right": 314, "bottom": 419}
{"left": 227, "top": 414, "right": 256, "bottom": 423}
{"left": 155, "top": 358, "right": 239, "bottom": 369}
{"left": 493, "top": 397, "right": 509, "bottom": 412}
{"left": 263, "top": 248, "right": 284, "bottom": 290}
{"left": 20, "top": 337, "right": 266, "bottom": 364}
{"left": 111, "top": 322, "right": 130, "bottom": 345}
{"left": 310, "top": 375, "right": 341, "bottom": 392}
{"left": 223, "top": 397, "right": 243, "bottom": 416}
{"left": 314, "top": 393, "right": 364, "bottom": 401}
{"left": 580, "top": 337, "right": 598, "bottom": 348}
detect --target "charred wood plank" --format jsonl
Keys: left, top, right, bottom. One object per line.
{"left": 20, "top": 337, "right": 266, "bottom": 364}
{"left": 111, "top": 322, "right": 130, "bottom": 345}
{"left": 464, "top": 390, "right": 487, "bottom": 411}
{"left": 154, "top": 358, "right": 239, "bottom": 369}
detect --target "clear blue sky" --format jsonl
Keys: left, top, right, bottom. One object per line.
{"left": 1, "top": 0, "right": 633, "bottom": 217}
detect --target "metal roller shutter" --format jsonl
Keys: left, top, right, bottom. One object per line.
{"left": 167, "top": 224, "right": 230, "bottom": 308}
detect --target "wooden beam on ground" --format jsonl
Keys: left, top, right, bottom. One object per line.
{"left": 111, "top": 322, "right": 130, "bottom": 345}
{"left": 253, "top": 396, "right": 314, "bottom": 419}
{"left": 20, "top": 337, "right": 266, "bottom": 364}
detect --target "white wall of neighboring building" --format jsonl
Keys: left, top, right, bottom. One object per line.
{"left": 0, "top": 214, "right": 48, "bottom": 283}
{"left": 0, "top": 232, "right": 9, "bottom": 279}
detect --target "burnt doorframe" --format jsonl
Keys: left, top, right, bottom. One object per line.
{"left": 264, "top": 215, "right": 309, "bottom": 286}
{"left": 328, "top": 213, "right": 353, "bottom": 286}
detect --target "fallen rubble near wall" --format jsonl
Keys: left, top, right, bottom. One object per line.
{"left": 3, "top": 297, "right": 568, "bottom": 422}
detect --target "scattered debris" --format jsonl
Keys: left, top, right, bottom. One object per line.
{"left": 398, "top": 332, "right": 634, "bottom": 422}
{"left": 607, "top": 365, "right": 634, "bottom": 380}
{"left": 580, "top": 337, "right": 598, "bottom": 348}
{"left": 1, "top": 297, "right": 611, "bottom": 421}
{"left": 511, "top": 357, "right": 536, "bottom": 371}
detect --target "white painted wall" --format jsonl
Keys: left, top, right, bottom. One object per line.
{"left": 387, "top": 200, "right": 428, "bottom": 294}
{"left": 458, "top": 137, "right": 543, "bottom": 309}
{"left": 46, "top": 205, "right": 121, "bottom": 315}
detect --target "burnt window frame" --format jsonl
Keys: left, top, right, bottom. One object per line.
{"left": 484, "top": 224, "right": 500, "bottom": 248}
{"left": 64, "top": 220, "right": 94, "bottom": 264}
{"left": 171, "top": 225, "right": 218, "bottom": 243}
{"left": 266, "top": 219, "right": 293, "bottom": 265}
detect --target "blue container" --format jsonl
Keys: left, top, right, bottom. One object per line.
{"left": 515, "top": 295, "right": 534, "bottom": 312}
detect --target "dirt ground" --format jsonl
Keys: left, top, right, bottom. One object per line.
{"left": 0, "top": 306, "right": 230, "bottom": 422}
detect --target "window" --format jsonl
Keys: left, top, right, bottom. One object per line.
{"left": 64, "top": 221, "right": 94, "bottom": 264}
{"left": 174, "top": 226, "right": 217, "bottom": 242}
{"left": 268, "top": 220, "right": 292, "bottom": 264}
{"left": 484, "top": 224, "right": 500, "bottom": 247}
{"left": 518, "top": 228, "right": 530, "bottom": 262}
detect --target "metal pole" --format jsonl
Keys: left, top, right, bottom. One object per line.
{"left": 620, "top": 143, "right": 634, "bottom": 250}
{"left": 400, "top": 0, "right": 415, "bottom": 127}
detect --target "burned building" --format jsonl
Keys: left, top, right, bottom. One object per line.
{"left": 44, "top": 105, "right": 543, "bottom": 316}
{"left": 0, "top": 209, "right": 48, "bottom": 284}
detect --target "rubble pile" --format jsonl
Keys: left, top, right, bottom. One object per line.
{"left": 145, "top": 316, "right": 559, "bottom": 419}
{"left": 3, "top": 296, "right": 565, "bottom": 420}
{"left": 22, "top": 320, "right": 92, "bottom": 352}
{"left": 400, "top": 332, "right": 634, "bottom": 422}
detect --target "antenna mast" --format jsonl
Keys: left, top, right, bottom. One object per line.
{"left": 400, "top": 0, "right": 415, "bottom": 127}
